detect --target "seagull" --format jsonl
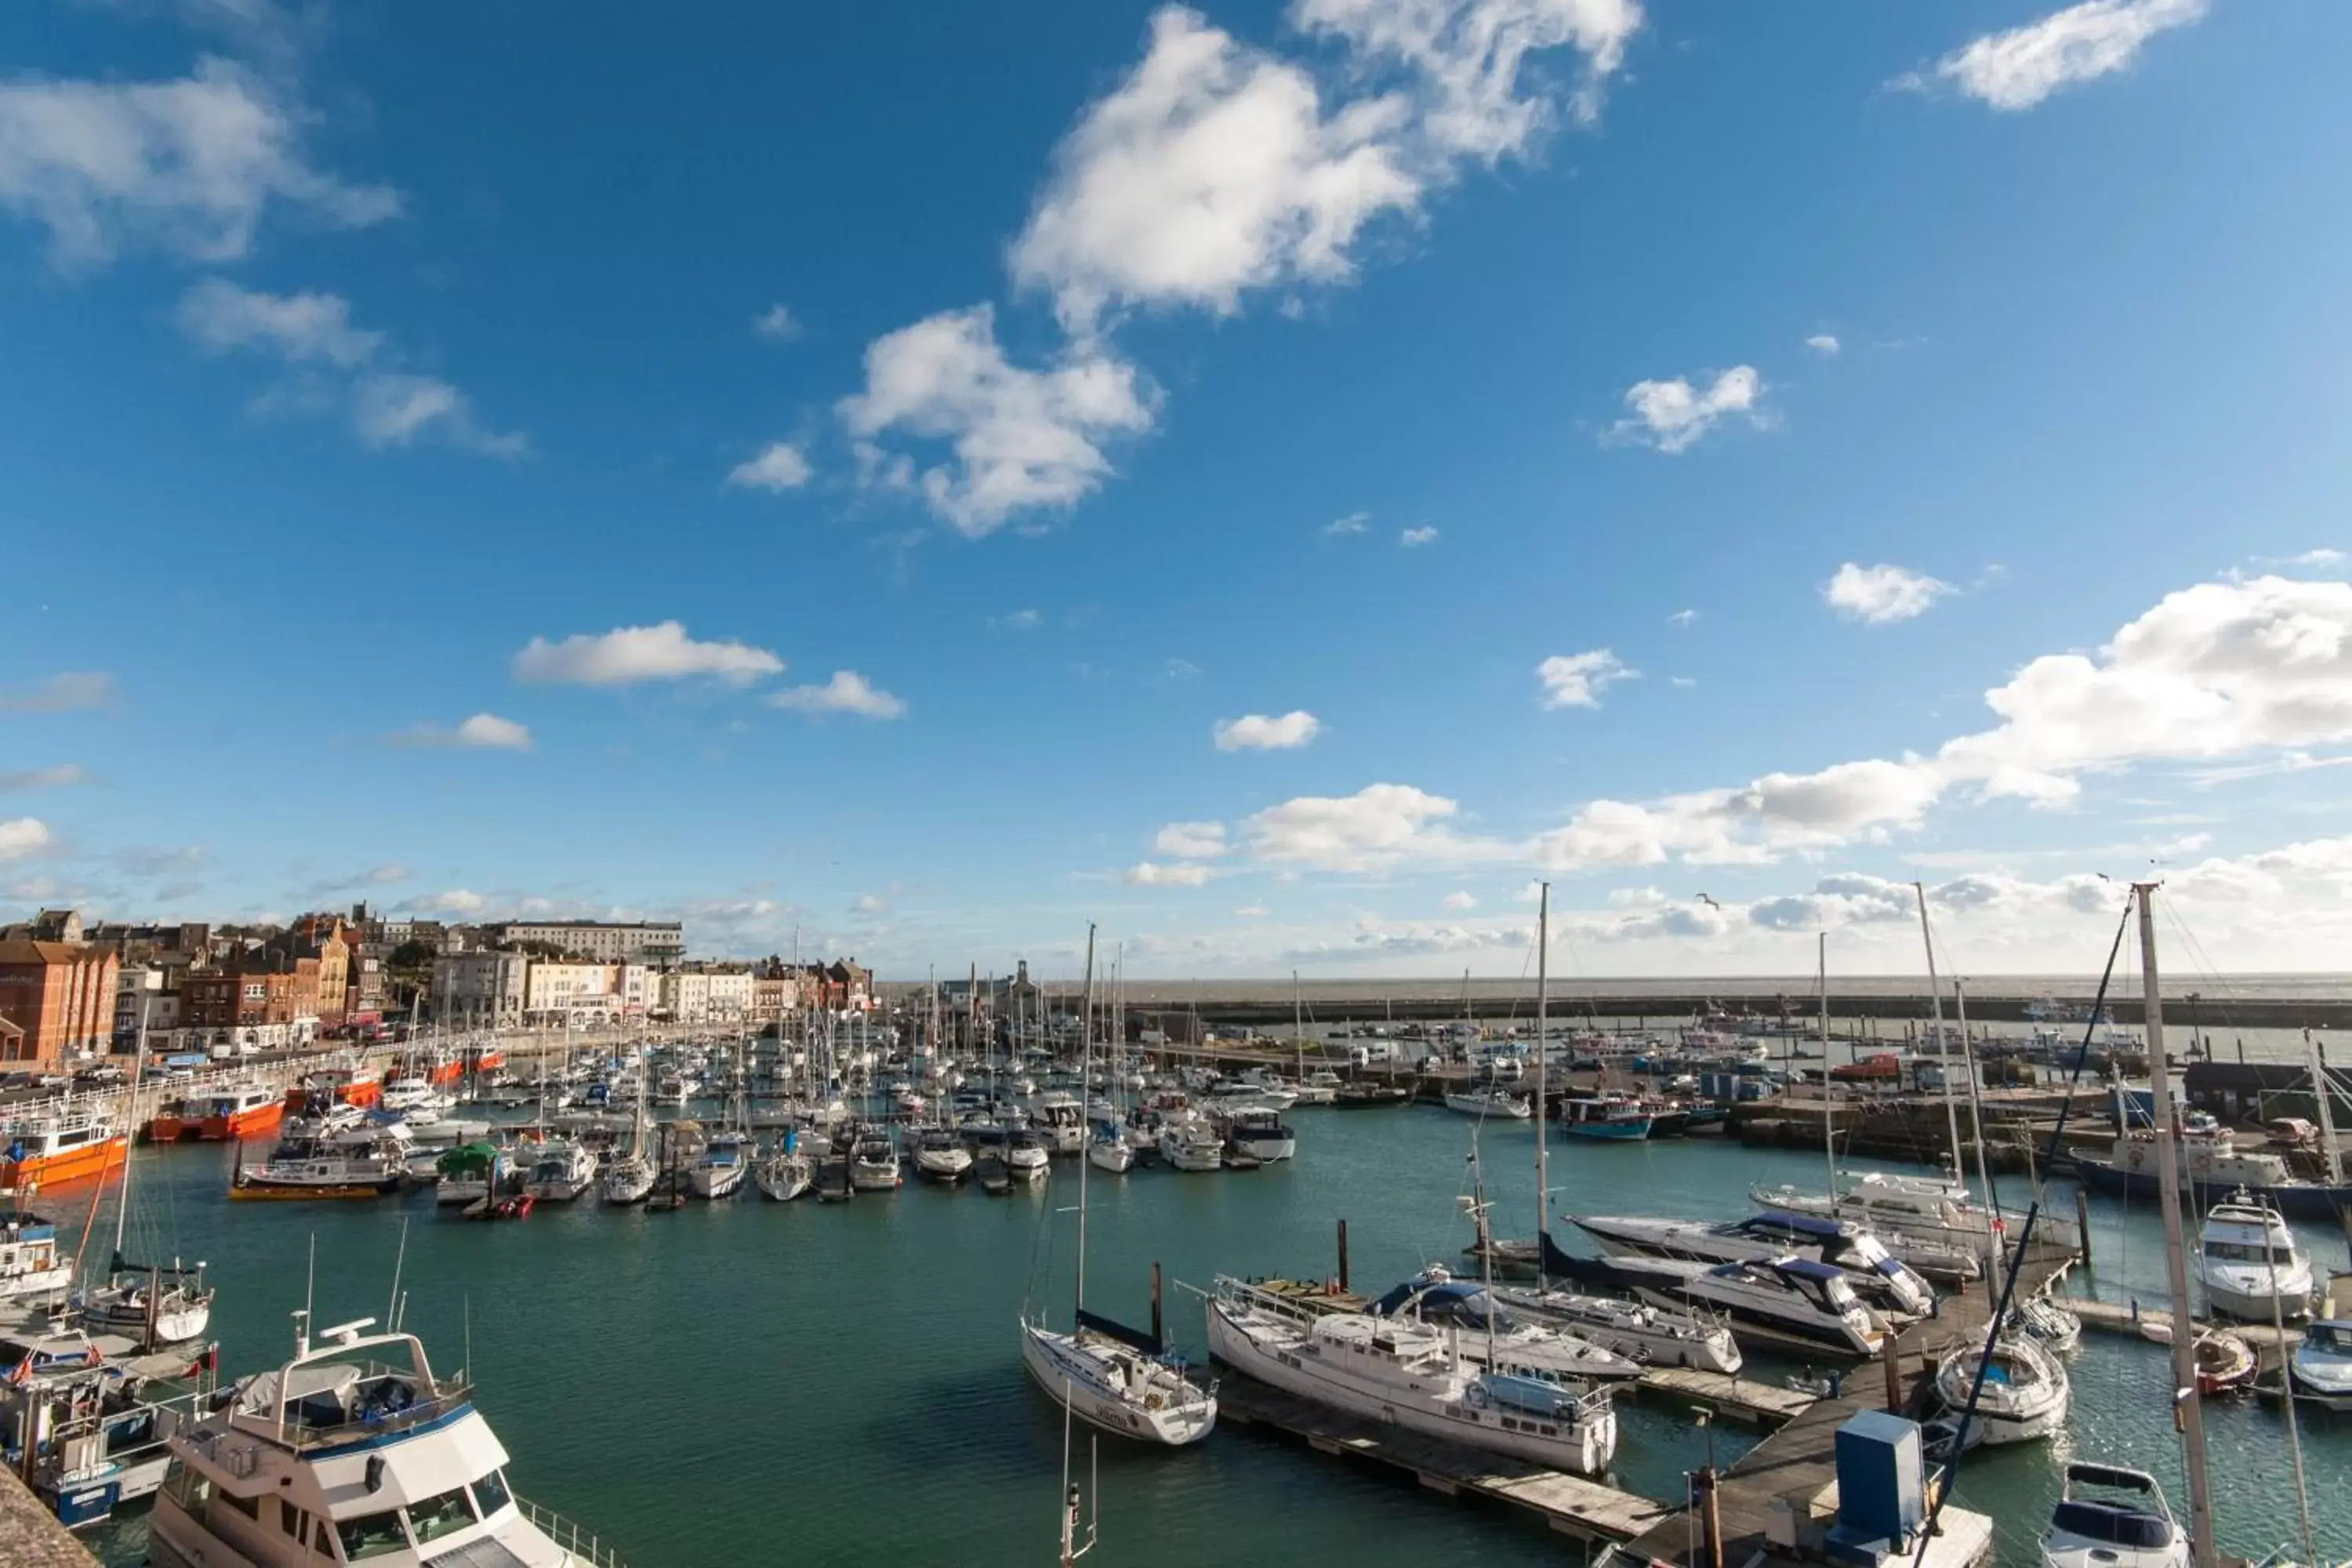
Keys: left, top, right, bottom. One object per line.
{"left": 1695, "top": 893, "right": 1722, "bottom": 910}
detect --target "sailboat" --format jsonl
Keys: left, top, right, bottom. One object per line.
{"left": 599, "top": 1045, "right": 656, "bottom": 1204}
{"left": 1021, "top": 927, "right": 1218, "bottom": 1446}
{"left": 755, "top": 1128, "right": 814, "bottom": 1200}
{"left": 75, "top": 1038, "right": 213, "bottom": 1347}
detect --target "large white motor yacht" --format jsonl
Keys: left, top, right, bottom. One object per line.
{"left": 149, "top": 1315, "right": 624, "bottom": 1567}
{"left": 2194, "top": 1192, "right": 2313, "bottom": 1321}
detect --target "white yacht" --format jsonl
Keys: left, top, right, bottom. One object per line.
{"left": 1206, "top": 1276, "right": 1617, "bottom": 1475}
{"left": 1019, "top": 1312, "right": 1218, "bottom": 1446}
{"left": 1028, "top": 1092, "right": 1087, "bottom": 1156}
{"left": 2041, "top": 1463, "right": 2191, "bottom": 1568}
{"left": 850, "top": 1131, "right": 903, "bottom": 1191}
{"left": 2288, "top": 1319, "right": 2352, "bottom": 1410}
{"left": 1933, "top": 1333, "right": 2071, "bottom": 1443}
{"left": 1750, "top": 1171, "right": 1995, "bottom": 1280}
{"left": 913, "top": 1125, "right": 974, "bottom": 1183}
{"left": 2194, "top": 1193, "right": 2313, "bottom": 1320}
{"left": 754, "top": 1145, "right": 812, "bottom": 1201}
{"left": 2009, "top": 1297, "right": 2084, "bottom": 1354}
{"left": 688, "top": 1133, "right": 749, "bottom": 1199}
{"left": 1221, "top": 1108, "right": 1297, "bottom": 1163}
{"left": 77, "top": 1258, "right": 213, "bottom": 1346}
{"left": 1584, "top": 1254, "right": 1886, "bottom": 1356}
{"left": 1159, "top": 1122, "right": 1225, "bottom": 1172}
{"left": 1084, "top": 1124, "right": 1136, "bottom": 1174}
{"left": 598, "top": 1153, "right": 655, "bottom": 1205}
{"left": 1570, "top": 1209, "right": 1937, "bottom": 1319}
{"left": 1444, "top": 1087, "right": 1532, "bottom": 1120}
{"left": 522, "top": 1139, "right": 600, "bottom": 1203}
{"left": 234, "top": 1134, "right": 406, "bottom": 1197}
{"left": 1294, "top": 1071, "right": 1341, "bottom": 1106}
{"left": 1004, "top": 1129, "right": 1051, "bottom": 1183}
{"left": 1489, "top": 1279, "right": 1743, "bottom": 1374}
{"left": 148, "top": 1314, "right": 624, "bottom": 1568}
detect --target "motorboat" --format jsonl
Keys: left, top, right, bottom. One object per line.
{"left": 1027, "top": 1092, "right": 1087, "bottom": 1155}
{"left": 1444, "top": 1087, "right": 1532, "bottom": 1120}
{"left": 147, "top": 1313, "right": 622, "bottom": 1567}
{"left": 1294, "top": 1071, "right": 1341, "bottom": 1106}
{"left": 1221, "top": 1108, "right": 1297, "bottom": 1163}
{"left": 1334, "top": 1080, "right": 1413, "bottom": 1109}
{"left": 913, "top": 1125, "right": 973, "bottom": 1183}
{"left": 1570, "top": 1209, "right": 1937, "bottom": 1319}
{"left": 521, "top": 1139, "right": 599, "bottom": 1203}
{"left": 689, "top": 1133, "right": 750, "bottom": 1199}
{"left": 0, "top": 1206, "right": 73, "bottom": 1299}
{"left": 2009, "top": 1297, "right": 2084, "bottom": 1354}
{"left": 1490, "top": 1279, "right": 1743, "bottom": 1374}
{"left": 2194, "top": 1192, "right": 2313, "bottom": 1321}
{"left": 1749, "top": 1171, "right": 1997, "bottom": 1280}
{"left": 1205, "top": 1276, "right": 1617, "bottom": 1475}
{"left": 150, "top": 1085, "right": 285, "bottom": 1143}
{"left": 1552, "top": 1250, "right": 1886, "bottom": 1356}
{"left": 2287, "top": 1319, "right": 2352, "bottom": 1410}
{"left": 1559, "top": 1096, "right": 1653, "bottom": 1141}
{"left": 1932, "top": 1333, "right": 2071, "bottom": 1443}
{"left": 233, "top": 1135, "right": 405, "bottom": 1199}
{"left": 850, "top": 1132, "right": 902, "bottom": 1192}
{"left": 2074, "top": 1110, "right": 2352, "bottom": 1218}
{"left": 599, "top": 1152, "right": 655, "bottom": 1205}
{"left": 1234, "top": 1070, "right": 1301, "bottom": 1110}
{"left": 2041, "top": 1462, "right": 2192, "bottom": 1568}
{"left": 2192, "top": 1328, "right": 2256, "bottom": 1394}
{"left": 0, "top": 1110, "right": 126, "bottom": 1188}
{"left": 1159, "top": 1122, "right": 1225, "bottom": 1172}
{"left": 1367, "top": 1271, "right": 1642, "bottom": 1383}
{"left": 1004, "top": 1129, "right": 1050, "bottom": 1183}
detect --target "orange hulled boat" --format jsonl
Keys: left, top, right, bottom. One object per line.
{"left": 0, "top": 1109, "right": 128, "bottom": 1188}
{"left": 150, "top": 1085, "right": 286, "bottom": 1142}
{"left": 286, "top": 1064, "right": 383, "bottom": 1113}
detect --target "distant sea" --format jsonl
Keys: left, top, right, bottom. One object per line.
{"left": 882, "top": 973, "right": 2352, "bottom": 1005}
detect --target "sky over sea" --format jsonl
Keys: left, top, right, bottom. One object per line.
{"left": 4, "top": 0, "right": 2351, "bottom": 979}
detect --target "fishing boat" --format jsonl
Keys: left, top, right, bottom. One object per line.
{"left": 1205, "top": 1275, "right": 1617, "bottom": 1474}
{"left": 1367, "top": 1270, "right": 1642, "bottom": 1383}
{"left": 2042, "top": 1463, "right": 2192, "bottom": 1568}
{"left": 2194, "top": 1192, "right": 2313, "bottom": 1321}
{"left": 1, "top": 1205, "right": 73, "bottom": 1299}
{"left": 147, "top": 1312, "right": 626, "bottom": 1567}
{"left": 913, "top": 1124, "right": 973, "bottom": 1183}
{"left": 521, "top": 1138, "right": 600, "bottom": 1203}
{"left": 2287, "top": 1319, "right": 2352, "bottom": 1410}
{"left": 1443, "top": 1087, "right": 1531, "bottom": 1120}
{"left": 150, "top": 1085, "right": 285, "bottom": 1143}
{"left": 850, "top": 1131, "right": 902, "bottom": 1191}
{"left": 1933, "top": 1334, "right": 2071, "bottom": 1443}
{"left": 1559, "top": 1096, "right": 1653, "bottom": 1141}
{"left": 1, "top": 1110, "right": 126, "bottom": 1189}
{"left": 689, "top": 1132, "right": 750, "bottom": 1199}
{"left": 1570, "top": 1208, "right": 1936, "bottom": 1319}
{"left": 1220, "top": 1108, "right": 1296, "bottom": 1163}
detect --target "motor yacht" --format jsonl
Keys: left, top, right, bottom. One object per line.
{"left": 1367, "top": 1271, "right": 1642, "bottom": 1383}
{"left": 1205, "top": 1276, "right": 1617, "bottom": 1475}
{"left": 1751, "top": 1171, "right": 1999, "bottom": 1279}
{"left": 850, "top": 1132, "right": 903, "bottom": 1191}
{"left": 688, "top": 1133, "right": 749, "bottom": 1199}
{"left": 1563, "top": 1252, "right": 1886, "bottom": 1356}
{"left": 1159, "top": 1122, "right": 1225, "bottom": 1172}
{"left": 1490, "top": 1278, "right": 1743, "bottom": 1374}
{"left": 1027, "top": 1092, "right": 1087, "bottom": 1156}
{"left": 1004, "top": 1129, "right": 1051, "bottom": 1183}
{"left": 2288, "top": 1319, "right": 2352, "bottom": 1410}
{"left": 2041, "top": 1463, "right": 2191, "bottom": 1568}
{"left": 521, "top": 1138, "right": 599, "bottom": 1203}
{"left": 2194, "top": 1192, "right": 2313, "bottom": 1321}
{"left": 913, "top": 1125, "right": 973, "bottom": 1183}
{"left": 1570, "top": 1209, "right": 1936, "bottom": 1319}
{"left": 1220, "top": 1108, "right": 1297, "bottom": 1163}
{"left": 1294, "top": 1071, "right": 1341, "bottom": 1106}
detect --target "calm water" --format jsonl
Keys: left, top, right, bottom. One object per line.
{"left": 71, "top": 1108, "right": 2352, "bottom": 1566}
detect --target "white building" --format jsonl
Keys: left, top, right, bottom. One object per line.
{"left": 493, "top": 920, "right": 684, "bottom": 967}
{"left": 523, "top": 960, "right": 622, "bottom": 1024}
{"left": 433, "top": 952, "right": 528, "bottom": 1029}
{"left": 655, "top": 968, "right": 753, "bottom": 1022}
{"left": 113, "top": 967, "right": 180, "bottom": 1049}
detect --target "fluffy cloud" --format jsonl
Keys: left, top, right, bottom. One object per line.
{"left": 1607, "top": 366, "right": 1763, "bottom": 453}
{"left": 514, "top": 622, "right": 784, "bottom": 687}
{"left": 180, "top": 280, "right": 523, "bottom": 456}
{"left": 0, "top": 818, "right": 53, "bottom": 861}
{"left": 726, "top": 441, "right": 813, "bottom": 492}
{"left": 1400, "top": 525, "right": 1440, "bottom": 546}
{"left": 838, "top": 305, "right": 1153, "bottom": 534}
{"left": 0, "top": 672, "right": 113, "bottom": 713}
{"left": 0, "top": 765, "right": 87, "bottom": 792}
{"left": 416, "top": 889, "right": 487, "bottom": 915}
{"left": 1123, "top": 860, "right": 1214, "bottom": 887}
{"left": 752, "top": 303, "right": 800, "bottom": 341}
{"left": 766, "top": 670, "right": 908, "bottom": 719}
{"left": 1668, "top": 608, "right": 1697, "bottom": 626}
{"left": 1906, "top": 0, "right": 2205, "bottom": 112}
{"left": 1244, "top": 782, "right": 1508, "bottom": 871}
{"left": 1215, "top": 710, "right": 1321, "bottom": 751}
{"left": 1324, "top": 512, "right": 1370, "bottom": 535}
{"left": 1806, "top": 333, "right": 1840, "bottom": 354}
{"left": 1441, "top": 890, "right": 1478, "bottom": 910}
{"left": 395, "top": 713, "right": 533, "bottom": 750}
{"left": 993, "top": 608, "right": 1044, "bottom": 631}
{"left": 852, "top": 893, "right": 889, "bottom": 916}
{"left": 0, "top": 58, "right": 397, "bottom": 267}
{"left": 1155, "top": 821, "right": 1230, "bottom": 858}
{"left": 1824, "top": 562, "right": 1953, "bottom": 625}
{"left": 1537, "top": 648, "right": 1636, "bottom": 709}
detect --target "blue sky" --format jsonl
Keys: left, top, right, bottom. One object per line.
{"left": 5, "top": 0, "right": 2352, "bottom": 978}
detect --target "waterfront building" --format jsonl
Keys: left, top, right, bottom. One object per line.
{"left": 113, "top": 965, "right": 182, "bottom": 1047}
{"left": 523, "top": 959, "right": 622, "bottom": 1024}
{"left": 180, "top": 961, "right": 321, "bottom": 1053}
{"left": 0, "top": 936, "right": 121, "bottom": 1064}
{"left": 491, "top": 917, "right": 684, "bottom": 967}
{"left": 432, "top": 951, "right": 528, "bottom": 1029}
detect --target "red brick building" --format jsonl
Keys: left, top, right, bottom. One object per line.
{"left": 0, "top": 938, "right": 122, "bottom": 1064}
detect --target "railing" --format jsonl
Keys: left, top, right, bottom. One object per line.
{"left": 517, "top": 1496, "right": 630, "bottom": 1568}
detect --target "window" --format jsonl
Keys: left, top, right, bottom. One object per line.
{"left": 406, "top": 1486, "right": 477, "bottom": 1542}
{"left": 336, "top": 1510, "right": 410, "bottom": 1560}
{"left": 280, "top": 1502, "right": 309, "bottom": 1539}
{"left": 468, "top": 1469, "right": 512, "bottom": 1519}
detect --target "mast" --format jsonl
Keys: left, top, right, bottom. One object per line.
{"left": 1535, "top": 882, "right": 1550, "bottom": 1287}
{"left": 2136, "top": 883, "right": 2215, "bottom": 1568}
{"left": 1293, "top": 971, "right": 1304, "bottom": 1085}
{"left": 1820, "top": 934, "right": 1835, "bottom": 1200}
{"left": 1074, "top": 924, "right": 1096, "bottom": 1320}
{"left": 2307, "top": 1028, "right": 2343, "bottom": 1189}
{"left": 1954, "top": 978, "right": 2002, "bottom": 1298}
{"left": 112, "top": 1022, "right": 147, "bottom": 1270}
{"left": 1913, "top": 884, "right": 1965, "bottom": 1180}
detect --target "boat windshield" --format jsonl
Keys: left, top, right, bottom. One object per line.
{"left": 2050, "top": 1501, "right": 2173, "bottom": 1550}
{"left": 2307, "top": 1324, "right": 2352, "bottom": 1352}
{"left": 2205, "top": 1241, "right": 2295, "bottom": 1265}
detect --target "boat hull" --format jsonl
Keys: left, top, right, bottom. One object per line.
{"left": 1, "top": 1136, "right": 127, "bottom": 1189}
{"left": 1562, "top": 1120, "right": 1652, "bottom": 1141}
{"left": 1020, "top": 1323, "right": 1216, "bottom": 1446}
{"left": 2074, "top": 1159, "right": 2352, "bottom": 1220}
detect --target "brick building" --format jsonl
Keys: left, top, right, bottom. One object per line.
{"left": 0, "top": 938, "right": 122, "bottom": 1064}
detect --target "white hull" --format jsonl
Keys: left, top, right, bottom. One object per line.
{"left": 851, "top": 1161, "right": 902, "bottom": 1191}
{"left": 2, "top": 1265, "right": 72, "bottom": 1298}
{"left": 1019, "top": 1321, "right": 1216, "bottom": 1446}
{"left": 691, "top": 1162, "right": 747, "bottom": 1198}
{"left": 1086, "top": 1139, "right": 1136, "bottom": 1174}
{"left": 1444, "top": 1092, "right": 1532, "bottom": 1120}
{"left": 756, "top": 1157, "right": 812, "bottom": 1201}
{"left": 914, "top": 1147, "right": 972, "bottom": 1182}
{"left": 1229, "top": 1132, "right": 1296, "bottom": 1162}
{"left": 1934, "top": 1341, "right": 2070, "bottom": 1445}
{"left": 1161, "top": 1137, "right": 1223, "bottom": 1172}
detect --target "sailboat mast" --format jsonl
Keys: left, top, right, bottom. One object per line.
{"left": 1293, "top": 971, "right": 1303, "bottom": 1085}
{"left": 1534, "top": 882, "right": 1550, "bottom": 1286}
{"left": 1954, "top": 978, "right": 2001, "bottom": 1295}
{"left": 111, "top": 1025, "right": 147, "bottom": 1269}
{"left": 2135, "top": 884, "right": 2215, "bottom": 1568}
{"left": 2307, "top": 1028, "right": 2343, "bottom": 1189}
{"left": 1819, "top": 933, "right": 1835, "bottom": 1200}
{"left": 1912, "top": 885, "right": 1965, "bottom": 1181}
{"left": 1075, "top": 925, "right": 1096, "bottom": 1319}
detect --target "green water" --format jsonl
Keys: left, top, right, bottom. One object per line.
{"left": 74, "top": 1109, "right": 2352, "bottom": 1566}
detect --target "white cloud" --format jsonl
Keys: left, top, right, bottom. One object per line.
{"left": 1233, "top": 903, "right": 1270, "bottom": 918}
{"left": 2185, "top": 751, "right": 2352, "bottom": 789}
{"left": 2256, "top": 548, "right": 2347, "bottom": 569}
{"left": 1806, "top": 333, "right": 1840, "bottom": 354}
{"left": 753, "top": 303, "right": 801, "bottom": 341}
{"left": 1441, "top": 890, "right": 1478, "bottom": 910}
{"left": 1400, "top": 525, "right": 1439, "bottom": 547}
{"left": 1167, "top": 657, "right": 1203, "bottom": 679}
{"left": 0, "top": 818, "right": 54, "bottom": 861}
{"left": 514, "top": 622, "right": 784, "bottom": 687}
{"left": 766, "top": 670, "right": 908, "bottom": 719}
{"left": 838, "top": 304, "right": 1153, "bottom": 535}
{"left": 852, "top": 893, "right": 889, "bottom": 916}
{"left": 0, "top": 672, "right": 112, "bottom": 713}
{"left": 1607, "top": 365, "right": 1763, "bottom": 453}
{"left": 1669, "top": 675, "right": 1697, "bottom": 689}
{"left": 1824, "top": 561, "right": 1953, "bottom": 625}
{"left": 350, "top": 372, "right": 525, "bottom": 456}
{"left": 178, "top": 277, "right": 382, "bottom": 365}
{"left": 0, "top": 57, "right": 397, "bottom": 267}
{"left": 418, "top": 888, "right": 486, "bottom": 916}
{"left": 394, "top": 713, "right": 533, "bottom": 750}
{"left": 1155, "top": 821, "right": 1230, "bottom": 858}
{"left": 1123, "top": 860, "right": 1214, "bottom": 887}
{"left": 726, "top": 441, "right": 813, "bottom": 492}
{"left": 1244, "top": 782, "right": 1507, "bottom": 871}
{"left": 1009, "top": 7, "right": 1423, "bottom": 331}
{"left": 1324, "top": 511, "right": 1370, "bottom": 535}
{"left": 1905, "top": 0, "right": 2205, "bottom": 112}
{"left": 1215, "top": 710, "right": 1321, "bottom": 751}
{"left": 994, "top": 608, "right": 1044, "bottom": 631}
{"left": 0, "top": 765, "right": 86, "bottom": 792}
{"left": 1668, "top": 608, "right": 1697, "bottom": 626}
{"left": 1537, "top": 648, "right": 1636, "bottom": 709}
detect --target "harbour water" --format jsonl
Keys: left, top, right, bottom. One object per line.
{"left": 74, "top": 1102, "right": 2352, "bottom": 1566}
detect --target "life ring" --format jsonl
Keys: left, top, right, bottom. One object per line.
{"left": 1465, "top": 1381, "right": 1490, "bottom": 1410}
